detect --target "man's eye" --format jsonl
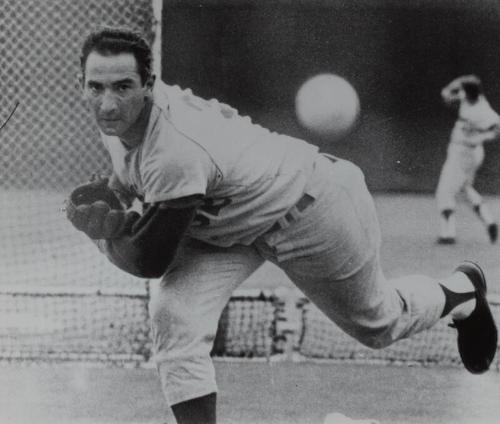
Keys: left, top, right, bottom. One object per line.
{"left": 117, "top": 85, "right": 130, "bottom": 93}
{"left": 87, "top": 84, "right": 102, "bottom": 94}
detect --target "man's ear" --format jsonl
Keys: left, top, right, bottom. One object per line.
{"left": 145, "top": 74, "right": 156, "bottom": 91}
{"left": 76, "top": 73, "right": 85, "bottom": 90}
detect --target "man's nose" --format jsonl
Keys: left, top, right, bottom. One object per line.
{"left": 100, "top": 91, "right": 119, "bottom": 114}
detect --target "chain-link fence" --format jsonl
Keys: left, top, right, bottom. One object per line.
{"left": 0, "top": 0, "right": 156, "bottom": 364}
{"left": 0, "top": 0, "right": 155, "bottom": 190}
{"left": 0, "top": 0, "right": 156, "bottom": 285}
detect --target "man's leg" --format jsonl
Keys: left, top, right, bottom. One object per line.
{"left": 438, "top": 208, "right": 457, "bottom": 244}
{"left": 282, "top": 253, "right": 447, "bottom": 350}
{"left": 435, "top": 162, "right": 460, "bottom": 244}
{"left": 170, "top": 393, "right": 216, "bottom": 424}
{"left": 282, "top": 251, "right": 496, "bottom": 372}
{"left": 257, "top": 155, "right": 496, "bottom": 371}
{"left": 149, "top": 239, "right": 264, "bottom": 424}
{"left": 464, "top": 184, "right": 498, "bottom": 243}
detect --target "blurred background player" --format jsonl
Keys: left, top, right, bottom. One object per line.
{"left": 436, "top": 75, "right": 500, "bottom": 244}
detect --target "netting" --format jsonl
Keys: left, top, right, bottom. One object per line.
{"left": 0, "top": 289, "right": 151, "bottom": 363}
{"left": 297, "top": 297, "right": 500, "bottom": 368}
{"left": 0, "top": 288, "right": 281, "bottom": 364}
{"left": 0, "top": 0, "right": 156, "bottom": 294}
{"left": 213, "top": 291, "right": 280, "bottom": 358}
{"left": 0, "top": 0, "right": 155, "bottom": 189}
{"left": 0, "top": 0, "right": 157, "bottom": 361}
{"left": 1, "top": 286, "right": 499, "bottom": 368}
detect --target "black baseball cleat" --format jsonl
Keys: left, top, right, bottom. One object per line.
{"left": 487, "top": 223, "right": 498, "bottom": 244}
{"left": 449, "top": 261, "right": 498, "bottom": 374}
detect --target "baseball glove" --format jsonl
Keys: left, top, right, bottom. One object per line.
{"left": 66, "top": 176, "right": 139, "bottom": 239}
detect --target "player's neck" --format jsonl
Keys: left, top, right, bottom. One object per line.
{"left": 120, "top": 97, "right": 153, "bottom": 149}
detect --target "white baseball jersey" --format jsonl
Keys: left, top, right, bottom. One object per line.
{"left": 436, "top": 94, "right": 500, "bottom": 211}
{"left": 101, "top": 81, "right": 319, "bottom": 247}
{"left": 446, "top": 95, "right": 499, "bottom": 177}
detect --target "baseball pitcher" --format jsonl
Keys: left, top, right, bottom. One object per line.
{"left": 66, "top": 28, "right": 498, "bottom": 424}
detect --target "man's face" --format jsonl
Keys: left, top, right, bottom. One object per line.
{"left": 81, "top": 51, "right": 150, "bottom": 137}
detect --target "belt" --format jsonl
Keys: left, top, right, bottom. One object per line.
{"left": 267, "top": 192, "right": 315, "bottom": 233}
{"left": 265, "top": 154, "right": 336, "bottom": 234}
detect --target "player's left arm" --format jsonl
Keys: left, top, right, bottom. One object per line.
{"left": 463, "top": 123, "right": 500, "bottom": 146}
{"left": 483, "top": 123, "right": 500, "bottom": 143}
{"left": 441, "top": 79, "right": 463, "bottom": 106}
{"left": 95, "top": 194, "right": 203, "bottom": 278}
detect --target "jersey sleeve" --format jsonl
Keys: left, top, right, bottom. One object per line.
{"left": 95, "top": 200, "right": 199, "bottom": 278}
{"left": 141, "top": 136, "right": 216, "bottom": 204}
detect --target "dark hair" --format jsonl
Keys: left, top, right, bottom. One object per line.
{"left": 462, "top": 80, "right": 483, "bottom": 102}
{"left": 80, "top": 26, "right": 152, "bottom": 84}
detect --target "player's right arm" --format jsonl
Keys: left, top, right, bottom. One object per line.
{"left": 95, "top": 195, "right": 203, "bottom": 278}
{"left": 459, "top": 122, "right": 500, "bottom": 147}
{"left": 441, "top": 75, "right": 481, "bottom": 106}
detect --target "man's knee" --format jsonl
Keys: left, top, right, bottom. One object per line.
{"left": 149, "top": 292, "right": 218, "bottom": 361}
{"left": 151, "top": 298, "right": 219, "bottom": 406}
{"left": 149, "top": 292, "right": 181, "bottom": 331}
{"left": 355, "top": 334, "right": 392, "bottom": 350}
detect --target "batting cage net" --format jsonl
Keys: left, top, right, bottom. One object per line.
{"left": 1, "top": 284, "right": 500, "bottom": 369}
{"left": 0, "top": 0, "right": 156, "bottom": 362}
{"left": 0, "top": 0, "right": 499, "bottom": 369}
{"left": 0, "top": 0, "right": 155, "bottom": 287}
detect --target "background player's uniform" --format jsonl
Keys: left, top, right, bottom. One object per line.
{"left": 436, "top": 77, "right": 500, "bottom": 243}
{"left": 100, "top": 81, "right": 447, "bottom": 406}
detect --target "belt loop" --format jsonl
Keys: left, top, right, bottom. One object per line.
{"left": 272, "top": 193, "right": 315, "bottom": 232}
{"left": 295, "top": 193, "right": 315, "bottom": 212}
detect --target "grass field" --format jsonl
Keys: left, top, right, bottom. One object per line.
{"left": 1, "top": 361, "right": 499, "bottom": 424}
{"left": 1, "top": 191, "right": 500, "bottom": 424}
